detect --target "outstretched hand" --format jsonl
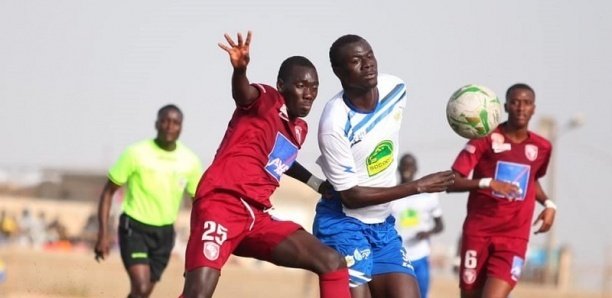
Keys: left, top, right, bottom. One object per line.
{"left": 218, "top": 31, "right": 252, "bottom": 71}
{"left": 490, "top": 180, "right": 522, "bottom": 201}
{"left": 415, "top": 170, "right": 455, "bottom": 193}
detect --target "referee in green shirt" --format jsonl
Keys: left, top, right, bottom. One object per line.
{"left": 95, "top": 104, "right": 203, "bottom": 298}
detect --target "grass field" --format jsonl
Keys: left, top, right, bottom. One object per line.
{"left": 0, "top": 246, "right": 603, "bottom": 298}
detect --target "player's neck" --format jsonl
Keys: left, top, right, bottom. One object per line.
{"left": 501, "top": 123, "right": 529, "bottom": 143}
{"left": 154, "top": 139, "right": 177, "bottom": 151}
{"left": 344, "top": 87, "right": 378, "bottom": 112}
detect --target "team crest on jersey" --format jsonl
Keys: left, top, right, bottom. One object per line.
{"left": 366, "top": 140, "right": 394, "bottom": 177}
{"left": 265, "top": 133, "right": 298, "bottom": 181}
{"left": 511, "top": 256, "right": 524, "bottom": 281}
{"left": 525, "top": 144, "right": 538, "bottom": 161}
{"left": 463, "top": 268, "right": 477, "bottom": 284}
{"left": 203, "top": 242, "right": 220, "bottom": 261}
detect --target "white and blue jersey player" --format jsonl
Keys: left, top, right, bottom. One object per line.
{"left": 314, "top": 35, "right": 454, "bottom": 297}
{"left": 314, "top": 73, "right": 412, "bottom": 287}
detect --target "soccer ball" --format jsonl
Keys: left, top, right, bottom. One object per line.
{"left": 446, "top": 84, "right": 502, "bottom": 139}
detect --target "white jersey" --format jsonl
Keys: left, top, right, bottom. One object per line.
{"left": 317, "top": 73, "right": 406, "bottom": 223}
{"left": 391, "top": 193, "right": 442, "bottom": 260}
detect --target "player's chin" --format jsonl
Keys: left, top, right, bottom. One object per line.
{"left": 297, "top": 108, "right": 311, "bottom": 117}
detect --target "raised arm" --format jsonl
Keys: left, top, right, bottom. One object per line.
{"left": 218, "top": 31, "right": 259, "bottom": 107}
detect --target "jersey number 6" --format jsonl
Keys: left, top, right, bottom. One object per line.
{"left": 464, "top": 249, "right": 478, "bottom": 269}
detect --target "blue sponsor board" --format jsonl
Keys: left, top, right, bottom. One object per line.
{"left": 493, "top": 161, "right": 530, "bottom": 200}
{"left": 265, "top": 133, "right": 298, "bottom": 181}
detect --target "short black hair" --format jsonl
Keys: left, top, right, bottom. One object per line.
{"left": 277, "top": 56, "right": 316, "bottom": 82}
{"left": 329, "top": 34, "right": 366, "bottom": 68}
{"left": 157, "top": 104, "right": 182, "bottom": 118}
{"left": 506, "top": 83, "right": 535, "bottom": 100}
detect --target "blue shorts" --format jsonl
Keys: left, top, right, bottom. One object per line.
{"left": 313, "top": 212, "right": 415, "bottom": 287}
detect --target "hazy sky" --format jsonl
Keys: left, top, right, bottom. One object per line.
{"left": 2, "top": 0, "right": 611, "bottom": 290}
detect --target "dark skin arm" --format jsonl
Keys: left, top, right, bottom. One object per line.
{"left": 446, "top": 170, "right": 521, "bottom": 199}
{"left": 416, "top": 216, "right": 444, "bottom": 240}
{"left": 218, "top": 31, "right": 259, "bottom": 107}
{"left": 533, "top": 180, "right": 556, "bottom": 234}
{"left": 94, "top": 179, "right": 120, "bottom": 262}
{"left": 339, "top": 170, "right": 455, "bottom": 209}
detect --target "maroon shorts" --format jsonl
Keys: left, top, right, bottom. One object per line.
{"left": 184, "top": 191, "right": 302, "bottom": 272}
{"left": 459, "top": 234, "right": 527, "bottom": 290}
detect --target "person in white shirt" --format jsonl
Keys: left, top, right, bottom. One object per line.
{"left": 391, "top": 153, "right": 444, "bottom": 298}
{"left": 312, "top": 34, "right": 454, "bottom": 298}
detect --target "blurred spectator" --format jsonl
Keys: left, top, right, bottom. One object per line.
{"left": 0, "top": 210, "right": 19, "bottom": 244}
{"left": 80, "top": 213, "right": 98, "bottom": 247}
{"left": 47, "top": 216, "right": 69, "bottom": 242}
{"left": 18, "top": 208, "right": 48, "bottom": 248}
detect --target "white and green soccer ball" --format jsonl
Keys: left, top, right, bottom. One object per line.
{"left": 446, "top": 84, "right": 502, "bottom": 139}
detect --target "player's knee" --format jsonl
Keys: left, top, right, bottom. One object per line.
{"left": 129, "top": 283, "right": 153, "bottom": 298}
{"left": 317, "top": 249, "right": 347, "bottom": 273}
{"left": 129, "top": 282, "right": 153, "bottom": 298}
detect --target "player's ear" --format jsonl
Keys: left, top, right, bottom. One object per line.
{"left": 332, "top": 66, "right": 342, "bottom": 78}
{"left": 504, "top": 102, "right": 509, "bottom": 113}
{"left": 277, "top": 78, "right": 285, "bottom": 93}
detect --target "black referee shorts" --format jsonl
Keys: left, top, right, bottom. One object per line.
{"left": 118, "top": 213, "right": 175, "bottom": 282}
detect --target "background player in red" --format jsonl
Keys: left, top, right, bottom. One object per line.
{"left": 181, "top": 31, "right": 350, "bottom": 298}
{"left": 447, "top": 83, "right": 557, "bottom": 298}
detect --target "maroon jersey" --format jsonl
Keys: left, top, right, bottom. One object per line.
{"left": 196, "top": 84, "right": 308, "bottom": 208}
{"left": 452, "top": 123, "right": 552, "bottom": 240}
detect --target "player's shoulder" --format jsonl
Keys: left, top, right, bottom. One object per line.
{"left": 377, "top": 73, "right": 407, "bottom": 92}
{"left": 528, "top": 130, "right": 553, "bottom": 149}
{"left": 319, "top": 90, "right": 348, "bottom": 126}
{"left": 252, "top": 83, "right": 277, "bottom": 95}
{"left": 175, "top": 141, "right": 201, "bottom": 160}
{"left": 125, "top": 139, "right": 154, "bottom": 153}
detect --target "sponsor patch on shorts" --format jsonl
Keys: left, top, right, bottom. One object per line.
{"left": 511, "top": 255, "right": 524, "bottom": 281}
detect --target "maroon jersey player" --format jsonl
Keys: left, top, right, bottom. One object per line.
{"left": 448, "top": 83, "right": 557, "bottom": 298}
{"left": 180, "top": 31, "right": 349, "bottom": 298}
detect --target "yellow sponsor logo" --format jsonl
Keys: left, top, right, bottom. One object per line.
{"left": 366, "top": 140, "right": 394, "bottom": 177}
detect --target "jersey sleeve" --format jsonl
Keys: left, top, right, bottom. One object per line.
{"left": 108, "top": 146, "right": 136, "bottom": 186}
{"left": 317, "top": 131, "right": 358, "bottom": 191}
{"left": 535, "top": 143, "right": 552, "bottom": 179}
{"left": 451, "top": 138, "right": 488, "bottom": 177}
